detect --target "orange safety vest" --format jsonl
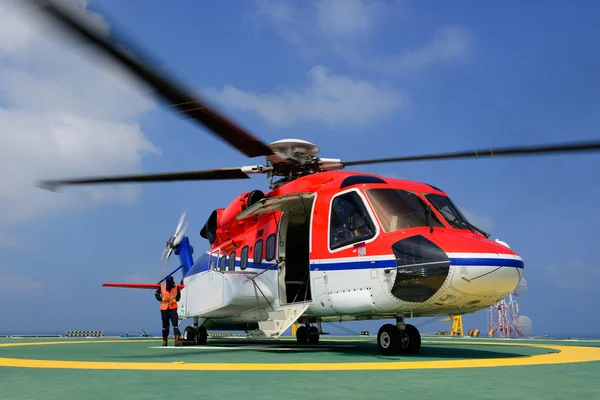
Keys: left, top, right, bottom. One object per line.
{"left": 160, "top": 284, "right": 178, "bottom": 310}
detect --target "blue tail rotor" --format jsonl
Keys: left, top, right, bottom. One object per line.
{"left": 159, "top": 210, "right": 194, "bottom": 283}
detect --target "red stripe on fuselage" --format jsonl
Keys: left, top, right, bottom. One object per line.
{"left": 102, "top": 283, "right": 185, "bottom": 290}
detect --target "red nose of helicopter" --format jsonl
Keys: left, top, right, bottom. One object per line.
{"left": 387, "top": 231, "right": 523, "bottom": 308}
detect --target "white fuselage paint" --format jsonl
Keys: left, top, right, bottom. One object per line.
{"left": 178, "top": 252, "right": 523, "bottom": 325}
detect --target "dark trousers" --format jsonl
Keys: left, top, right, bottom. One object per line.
{"left": 161, "top": 308, "right": 181, "bottom": 339}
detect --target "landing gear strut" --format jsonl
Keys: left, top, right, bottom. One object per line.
{"left": 377, "top": 317, "right": 421, "bottom": 356}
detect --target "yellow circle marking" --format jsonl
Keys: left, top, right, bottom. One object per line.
{"left": 0, "top": 339, "right": 599, "bottom": 371}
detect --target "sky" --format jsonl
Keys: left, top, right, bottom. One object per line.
{"left": 1, "top": 0, "right": 599, "bottom": 337}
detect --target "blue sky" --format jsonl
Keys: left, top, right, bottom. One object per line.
{"left": 1, "top": 0, "right": 599, "bottom": 337}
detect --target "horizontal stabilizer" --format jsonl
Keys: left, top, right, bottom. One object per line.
{"left": 102, "top": 283, "right": 185, "bottom": 290}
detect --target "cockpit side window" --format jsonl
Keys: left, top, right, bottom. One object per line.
{"left": 329, "top": 191, "right": 376, "bottom": 250}
{"left": 425, "top": 193, "right": 474, "bottom": 231}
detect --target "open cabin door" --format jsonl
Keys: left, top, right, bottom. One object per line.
{"left": 237, "top": 192, "right": 315, "bottom": 307}
{"left": 236, "top": 193, "right": 315, "bottom": 220}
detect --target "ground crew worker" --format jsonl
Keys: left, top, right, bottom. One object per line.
{"left": 154, "top": 275, "right": 181, "bottom": 346}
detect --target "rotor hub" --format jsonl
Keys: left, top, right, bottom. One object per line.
{"left": 267, "top": 139, "right": 320, "bottom": 161}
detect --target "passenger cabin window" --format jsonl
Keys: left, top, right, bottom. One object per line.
{"left": 265, "top": 234, "right": 276, "bottom": 261}
{"left": 253, "top": 239, "right": 263, "bottom": 265}
{"left": 329, "top": 191, "right": 376, "bottom": 249}
{"left": 240, "top": 246, "right": 249, "bottom": 270}
{"left": 228, "top": 251, "right": 236, "bottom": 271}
{"left": 365, "top": 189, "right": 444, "bottom": 233}
{"left": 219, "top": 255, "right": 227, "bottom": 271}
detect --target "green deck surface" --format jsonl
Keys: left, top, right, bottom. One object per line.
{"left": 1, "top": 336, "right": 599, "bottom": 400}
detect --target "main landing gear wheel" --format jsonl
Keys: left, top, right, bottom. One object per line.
{"left": 401, "top": 324, "right": 421, "bottom": 355}
{"left": 183, "top": 326, "right": 196, "bottom": 345}
{"left": 378, "top": 324, "right": 401, "bottom": 355}
{"left": 296, "top": 325, "right": 320, "bottom": 345}
{"left": 296, "top": 326, "right": 308, "bottom": 344}
{"left": 182, "top": 326, "right": 208, "bottom": 346}
{"left": 377, "top": 323, "right": 421, "bottom": 356}
{"left": 196, "top": 326, "right": 208, "bottom": 345}
{"left": 308, "top": 326, "right": 320, "bottom": 345}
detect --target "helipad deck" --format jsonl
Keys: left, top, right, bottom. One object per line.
{"left": 1, "top": 336, "right": 599, "bottom": 399}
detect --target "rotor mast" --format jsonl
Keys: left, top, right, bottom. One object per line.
{"left": 265, "top": 139, "right": 342, "bottom": 189}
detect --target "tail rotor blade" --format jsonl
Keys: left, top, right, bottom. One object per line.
{"left": 159, "top": 247, "right": 167, "bottom": 263}
{"left": 174, "top": 209, "right": 187, "bottom": 236}
{"left": 173, "top": 222, "right": 189, "bottom": 247}
{"left": 158, "top": 248, "right": 172, "bottom": 282}
{"left": 164, "top": 248, "right": 173, "bottom": 266}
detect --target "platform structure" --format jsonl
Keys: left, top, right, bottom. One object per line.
{"left": 487, "top": 278, "right": 532, "bottom": 338}
{"left": 440, "top": 316, "right": 465, "bottom": 336}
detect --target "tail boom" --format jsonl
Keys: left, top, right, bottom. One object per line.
{"left": 102, "top": 283, "right": 185, "bottom": 290}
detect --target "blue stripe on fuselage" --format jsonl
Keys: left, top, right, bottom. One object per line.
{"left": 450, "top": 257, "right": 524, "bottom": 269}
{"left": 311, "top": 257, "right": 524, "bottom": 271}
{"left": 312, "top": 260, "right": 396, "bottom": 271}
{"left": 185, "top": 251, "right": 524, "bottom": 278}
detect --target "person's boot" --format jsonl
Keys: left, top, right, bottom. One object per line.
{"left": 162, "top": 338, "right": 168, "bottom": 347}
{"left": 174, "top": 334, "right": 181, "bottom": 347}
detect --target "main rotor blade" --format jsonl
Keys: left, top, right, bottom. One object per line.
{"left": 38, "top": 168, "right": 250, "bottom": 191}
{"left": 343, "top": 140, "right": 600, "bottom": 167}
{"left": 28, "top": 0, "right": 273, "bottom": 158}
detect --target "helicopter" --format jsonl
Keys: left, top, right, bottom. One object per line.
{"left": 28, "top": 0, "right": 600, "bottom": 355}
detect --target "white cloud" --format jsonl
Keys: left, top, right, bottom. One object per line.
{"left": 253, "top": 0, "right": 310, "bottom": 50}
{"left": 365, "top": 27, "right": 471, "bottom": 75}
{"left": 461, "top": 208, "right": 494, "bottom": 233}
{"left": 240, "top": 1, "right": 468, "bottom": 126}
{"left": 254, "top": 0, "right": 399, "bottom": 42}
{"left": 253, "top": 0, "right": 470, "bottom": 74}
{"left": 206, "top": 65, "right": 410, "bottom": 126}
{"left": 0, "top": 0, "right": 159, "bottom": 245}
{"left": 315, "top": 0, "right": 387, "bottom": 39}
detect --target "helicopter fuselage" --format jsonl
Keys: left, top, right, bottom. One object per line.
{"left": 177, "top": 170, "right": 523, "bottom": 332}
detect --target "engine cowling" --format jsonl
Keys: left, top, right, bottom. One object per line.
{"left": 200, "top": 208, "right": 222, "bottom": 244}
{"left": 219, "top": 190, "right": 264, "bottom": 229}
{"left": 201, "top": 190, "right": 264, "bottom": 244}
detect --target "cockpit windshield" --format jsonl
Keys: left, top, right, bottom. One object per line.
{"left": 424, "top": 193, "right": 471, "bottom": 230}
{"left": 365, "top": 189, "right": 444, "bottom": 233}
